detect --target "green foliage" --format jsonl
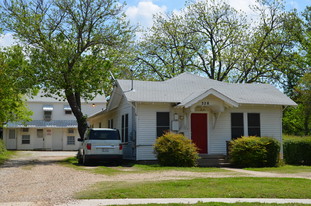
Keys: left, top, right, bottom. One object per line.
{"left": 229, "top": 136, "right": 280, "bottom": 168}
{"left": 0, "top": 139, "right": 6, "bottom": 155}
{"left": 0, "top": 0, "right": 135, "bottom": 137}
{"left": 154, "top": 132, "right": 199, "bottom": 167}
{"left": 0, "top": 46, "right": 34, "bottom": 124}
{"left": 0, "top": 139, "right": 15, "bottom": 165}
{"left": 283, "top": 136, "right": 311, "bottom": 165}
{"left": 136, "top": 0, "right": 301, "bottom": 85}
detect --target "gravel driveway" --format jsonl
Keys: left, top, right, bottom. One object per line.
{"left": 0, "top": 151, "right": 105, "bottom": 206}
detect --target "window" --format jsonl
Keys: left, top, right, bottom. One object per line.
{"left": 68, "top": 128, "right": 74, "bottom": 134}
{"left": 64, "top": 105, "right": 72, "bottom": 114}
{"left": 99, "top": 122, "right": 102, "bottom": 128}
{"left": 22, "top": 128, "right": 29, "bottom": 132}
{"left": 248, "top": 113, "right": 261, "bottom": 137}
{"left": 65, "top": 110, "right": 72, "bottom": 115}
{"left": 156, "top": 112, "right": 170, "bottom": 137}
{"left": 37, "top": 129, "right": 43, "bottom": 138}
{"left": 9, "top": 129, "right": 15, "bottom": 139}
{"left": 108, "top": 119, "right": 114, "bottom": 128}
{"left": 67, "top": 136, "right": 75, "bottom": 145}
{"left": 44, "top": 111, "right": 52, "bottom": 121}
{"left": 22, "top": 135, "right": 30, "bottom": 144}
{"left": 231, "top": 113, "right": 244, "bottom": 139}
{"left": 121, "top": 114, "right": 129, "bottom": 142}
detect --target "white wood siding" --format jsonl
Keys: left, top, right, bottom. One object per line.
{"left": 136, "top": 103, "right": 171, "bottom": 160}
{"left": 27, "top": 102, "right": 105, "bottom": 121}
{"left": 208, "top": 104, "right": 283, "bottom": 154}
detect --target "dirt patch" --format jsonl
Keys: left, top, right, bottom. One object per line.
{"left": 0, "top": 151, "right": 105, "bottom": 205}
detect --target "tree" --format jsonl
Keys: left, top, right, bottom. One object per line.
{"left": 0, "top": 0, "right": 135, "bottom": 138}
{"left": 136, "top": 0, "right": 302, "bottom": 84}
{"left": 0, "top": 45, "right": 34, "bottom": 124}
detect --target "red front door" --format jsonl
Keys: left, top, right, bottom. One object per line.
{"left": 191, "top": 113, "right": 208, "bottom": 154}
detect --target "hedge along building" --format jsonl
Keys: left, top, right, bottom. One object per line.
{"left": 87, "top": 73, "right": 297, "bottom": 160}
{"left": 3, "top": 91, "right": 106, "bottom": 150}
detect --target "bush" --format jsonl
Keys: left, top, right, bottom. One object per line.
{"left": 229, "top": 136, "right": 280, "bottom": 168}
{"left": 0, "top": 139, "right": 7, "bottom": 155}
{"left": 154, "top": 132, "right": 199, "bottom": 167}
{"left": 283, "top": 136, "right": 311, "bottom": 165}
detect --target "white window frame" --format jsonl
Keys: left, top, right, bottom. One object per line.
{"left": 67, "top": 136, "right": 75, "bottom": 145}
{"left": 22, "top": 135, "right": 30, "bottom": 144}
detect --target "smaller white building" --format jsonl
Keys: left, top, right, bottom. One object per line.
{"left": 3, "top": 91, "right": 106, "bottom": 150}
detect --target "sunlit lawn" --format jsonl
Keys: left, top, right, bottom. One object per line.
{"left": 76, "top": 177, "right": 311, "bottom": 199}
{"left": 245, "top": 165, "right": 311, "bottom": 174}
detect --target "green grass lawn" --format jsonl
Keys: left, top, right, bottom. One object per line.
{"left": 245, "top": 165, "right": 311, "bottom": 173}
{"left": 122, "top": 203, "right": 311, "bottom": 206}
{"left": 60, "top": 157, "right": 230, "bottom": 176}
{"left": 76, "top": 177, "right": 311, "bottom": 199}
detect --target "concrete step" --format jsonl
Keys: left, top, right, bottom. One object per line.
{"left": 197, "top": 154, "right": 230, "bottom": 167}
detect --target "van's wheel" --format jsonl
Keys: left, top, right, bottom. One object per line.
{"left": 82, "top": 154, "right": 89, "bottom": 166}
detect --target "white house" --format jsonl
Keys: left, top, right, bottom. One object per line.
{"left": 87, "top": 73, "right": 297, "bottom": 160}
{"left": 3, "top": 91, "right": 106, "bottom": 150}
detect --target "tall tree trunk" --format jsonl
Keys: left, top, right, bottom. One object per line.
{"left": 65, "top": 91, "right": 88, "bottom": 138}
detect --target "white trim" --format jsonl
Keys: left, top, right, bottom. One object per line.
{"left": 180, "top": 88, "right": 239, "bottom": 108}
{"left": 43, "top": 105, "right": 54, "bottom": 111}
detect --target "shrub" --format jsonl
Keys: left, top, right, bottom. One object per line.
{"left": 283, "top": 136, "right": 311, "bottom": 165}
{"left": 229, "top": 136, "right": 280, "bottom": 168}
{"left": 0, "top": 139, "right": 7, "bottom": 155}
{"left": 154, "top": 132, "right": 199, "bottom": 167}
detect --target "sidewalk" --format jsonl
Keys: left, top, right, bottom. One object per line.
{"left": 59, "top": 198, "right": 311, "bottom": 206}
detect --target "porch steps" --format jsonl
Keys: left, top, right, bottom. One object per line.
{"left": 198, "top": 154, "right": 230, "bottom": 167}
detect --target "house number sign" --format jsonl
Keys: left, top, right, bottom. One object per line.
{"left": 201, "top": 101, "right": 210, "bottom": 106}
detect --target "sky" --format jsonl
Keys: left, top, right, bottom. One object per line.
{"left": 0, "top": 0, "right": 310, "bottom": 46}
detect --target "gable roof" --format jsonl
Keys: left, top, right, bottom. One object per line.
{"left": 117, "top": 73, "right": 296, "bottom": 106}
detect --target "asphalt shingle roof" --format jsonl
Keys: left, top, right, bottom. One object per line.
{"left": 117, "top": 73, "right": 296, "bottom": 106}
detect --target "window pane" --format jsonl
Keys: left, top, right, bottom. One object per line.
{"left": 156, "top": 112, "right": 170, "bottom": 137}
{"left": 37, "top": 129, "right": 43, "bottom": 138}
{"left": 231, "top": 113, "right": 243, "bottom": 126}
{"left": 157, "top": 112, "right": 170, "bottom": 126}
{"left": 67, "top": 136, "right": 75, "bottom": 145}
{"left": 9, "top": 129, "right": 15, "bottom": 139}
{"left": 248, "top": 128, "right": 261, "bottom": 137}
{"left": 248, "top": 113, "right": 260, "bottom": 126}
{"left": 231, "top": 113, "right": 244, "bottom": 139}
{"left": 22, "top": 135, "right": 30, "bottom": 144}
{"left": 125, "top": 114, "right": 129, "bottom": 142}
{"left": 157, "top": 127, "right": 170, "bottom": 137}
{"left": 248, "top": 113, "right": 261, "bottom": 137}
{"left": 231, "top": 128, "right": 244, "bottom": 140}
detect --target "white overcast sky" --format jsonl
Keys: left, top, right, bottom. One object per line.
{"left": 0, "top": 0, "right": 309, "bottom": 47}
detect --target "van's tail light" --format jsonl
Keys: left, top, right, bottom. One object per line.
{"left": 119, "top": 144, "right": 123, "bottom": 150}
{"left": 86, "top": 143, "right": 92, "bottom": 150}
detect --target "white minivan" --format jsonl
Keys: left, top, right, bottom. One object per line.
{"left": 77, "top": 128, "right": 123, "bottom": 165}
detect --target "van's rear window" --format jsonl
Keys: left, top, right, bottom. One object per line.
{"left": 90, "top": 130, "right": 120, "bottom": 140}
